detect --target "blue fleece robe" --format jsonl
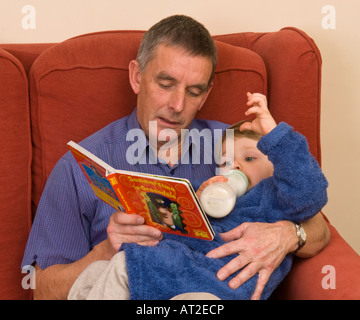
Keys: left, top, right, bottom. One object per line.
{"left": 122, "top": 122, "right": 328, "bottom": 300}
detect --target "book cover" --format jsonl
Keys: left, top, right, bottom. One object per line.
{"left": 68, "top": 141, "right": 214, "bottom": 241}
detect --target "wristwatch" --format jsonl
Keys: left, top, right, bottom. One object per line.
{"left": 293, "top": 222, "right": 307, "bottom": 253}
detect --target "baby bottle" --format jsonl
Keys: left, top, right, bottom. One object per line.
{"left": 200, "top": 170, "right": 248, "bottom": 218}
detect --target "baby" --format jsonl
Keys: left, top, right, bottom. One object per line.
{"left": 197, "top": 92, "right": 278, "bottom": 217}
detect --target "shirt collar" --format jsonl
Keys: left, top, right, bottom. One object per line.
{"left": 126, "top": 107, "right": 199, "bottom": 166}
{"left": 127, "top": 107, "right": 143, "bottom": 131}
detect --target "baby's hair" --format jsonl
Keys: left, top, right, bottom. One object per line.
{"left": 222, "top": 120, "right": 263, "bottom": 143}
{"left": 215, "top": 121, "right": 263, "bottom": 167}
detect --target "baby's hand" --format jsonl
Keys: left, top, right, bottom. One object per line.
{"left": 196, "top": 176, "right": 228, "bottom": 199}
{"left": 239, "top": 92, "right": 277, "bottom": 135}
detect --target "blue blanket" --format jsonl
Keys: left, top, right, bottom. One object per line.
{"left": 122, "top": 122, "right": 328, "bottom": 300}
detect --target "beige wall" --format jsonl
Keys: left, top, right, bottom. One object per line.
{"left": 1, "top": 0, "right": 359, "bottom": 254}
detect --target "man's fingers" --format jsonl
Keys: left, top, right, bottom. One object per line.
{"left": 109, "top": 212, "right": 162, "bottom": 238}
{"left": 219, "top": 224, "right": 247, "bottom": 242}
{"left": 217, "top": 255, "right": 266, "bottom": 294}
{"left": 216, "top": 254, "right": 248, "bottom": 281}
{"left": 227, "top": 265, "right": 270, "bottom": 300}
{"left": 251, "top": 271, "right": 271, "bottom": 300}
{"left": 214, "top": 251, "right": 271, "bottom": 300}
{"left": 109, "top": 223, "right": 162, "bottom": 239}
{"left": 206, "top": 224, "right": 248, "bottom": 258}
{"left": 136, "top": 239, "right": 162, "bottom": 247}
{"left": 108, "top": 229, "right": 161, "bottom": 248}
{"left": 206, "top": 238, "right": 244, "bottom": 259}
{"left": 107, "top": 211, "right": 163, "bottom": 251}
{"left": 207, "top": 221, "right": 287, "bottom": 299}
{"left": 112, "top": 211, "right": 145, "bottom": 225}
{"left": 227, "top": 262, "right": 260, "bottom": 289}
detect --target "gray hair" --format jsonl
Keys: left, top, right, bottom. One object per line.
{"left": 136, "top": 15, "right": 217, "bottom": 86}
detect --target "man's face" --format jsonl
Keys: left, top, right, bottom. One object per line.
{"left": 129, "top": 44, "right": 213, "bottom": 147}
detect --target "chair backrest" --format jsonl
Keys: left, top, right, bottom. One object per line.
{"left": 0, "top": 48, "right": 32, "bottom": 300}
{"left": 29, "top": 30, "right": 269, "bottom": 213}
{"left": 215, "top": 28, "right": 322, "bottom": 162}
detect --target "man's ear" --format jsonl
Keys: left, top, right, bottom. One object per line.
{"left": 129, "top": 60, "right": 141, "bottom": 94}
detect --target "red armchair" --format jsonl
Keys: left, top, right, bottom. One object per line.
{"left": 1, "top": 27, "right": 359, "bottom": 300}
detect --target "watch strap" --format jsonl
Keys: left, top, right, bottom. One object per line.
{"left": 293, "top": 222, "right": 306, "bottom": 254}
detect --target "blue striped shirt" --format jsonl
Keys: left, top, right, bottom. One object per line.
{"left": 22, "top": 108, "right": 228, "bottom": 269}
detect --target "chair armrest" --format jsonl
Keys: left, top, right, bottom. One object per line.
{"left": 272, "top": 222, "right": 360, "bottom": 299}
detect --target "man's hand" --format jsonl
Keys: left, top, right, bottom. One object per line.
{"left": 107, "top": 211, "right": 163, "bottom": 251}
{"left": 206, "top": 220, "right": 298, "bottom": 300}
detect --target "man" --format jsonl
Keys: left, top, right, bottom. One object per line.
{"left": 22, "top": 15, "right": 330, "bottom": 300}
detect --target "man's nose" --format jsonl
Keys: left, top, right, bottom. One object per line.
{"left": 169, "top": 89, "right": 186, "bottom": 112}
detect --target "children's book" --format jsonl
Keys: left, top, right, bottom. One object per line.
{"left": 68, "top": 141, "right": 215, "bottom": 241}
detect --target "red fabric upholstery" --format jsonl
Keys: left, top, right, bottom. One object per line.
{"left": 0, "top": 48, "right": 32, "bottom": 300}
{"left": 1, "top": 28, "right": 359, "bottom": 300}
{"left": 0, "top": 43, "right": 53, "bottom": 76}
{"left": 271, "top": 220, "right": 360, "bottom": 299}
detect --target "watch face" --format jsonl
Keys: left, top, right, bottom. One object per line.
{"left": 300, "top": 227, "right": 306, "bottom": 241}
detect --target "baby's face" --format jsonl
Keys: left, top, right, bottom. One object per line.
{"left": 219, "top": 137, "right": 274, "bottom": 190}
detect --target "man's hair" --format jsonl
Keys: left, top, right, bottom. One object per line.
{"left": 222, "top": 120, "right": 263, "bottom": 144}
{"left": 136, "top": 15, "right": 217, "bottom": 86}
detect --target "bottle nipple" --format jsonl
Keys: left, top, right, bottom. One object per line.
{"left": 223, "top": 170, "right": 248, "bottom": 198}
